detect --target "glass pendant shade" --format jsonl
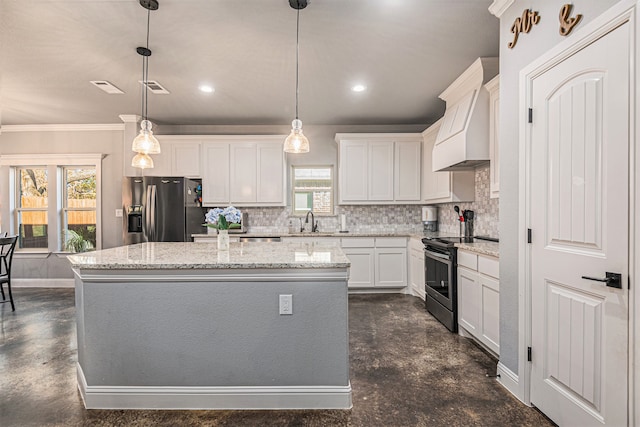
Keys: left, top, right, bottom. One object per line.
{"left": 283, "top": 119, "right": 310, "bottom": 153}
{"left": 131, "top": 152, "right": 154, "bottom": 169}
{"left": 131, "top": 120, "right": 161, "bottom": 154}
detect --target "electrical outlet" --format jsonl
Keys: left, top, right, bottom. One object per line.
{"left": 279, "top": 294, "right": 293, "bottom": 315}
{"left": 115, "top": 209, "right": 123, "bottom": 218}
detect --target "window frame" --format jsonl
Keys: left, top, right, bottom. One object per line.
{"left": 290, "top": 165, "right": 335, "bottom": 217}
{"left": 15, "top": 166, "right": 50, "bottom": 251}
{"left": 61, "top": 166, "right": 98, "bottom": 252}
{"left": 0, "top": 154, "right": 103, "bottom": 253}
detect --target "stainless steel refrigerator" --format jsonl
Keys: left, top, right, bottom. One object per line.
{"left": 122, "top": 177, "right": 204, "bottom": 244}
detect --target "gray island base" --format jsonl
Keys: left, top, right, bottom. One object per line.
{"left": 68, "top": 242, "right": 352, "bottom": 410}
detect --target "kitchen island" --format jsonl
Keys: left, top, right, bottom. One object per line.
{"left": 68, "top": 241, "right": 351, "bottom": 410}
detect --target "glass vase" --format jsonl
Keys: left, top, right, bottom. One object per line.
{"left": 217, "top": 229, "right": 230, "bottom": 251}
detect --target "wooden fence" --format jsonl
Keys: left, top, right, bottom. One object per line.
{"left": 20, "top": 196, "right": 96, "bottom": 225}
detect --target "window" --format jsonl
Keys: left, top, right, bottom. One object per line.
{"left": 62, "top": 167, "right": 97, "bottom": 252}
{"left": 292, "top": 166, "right": 334, "bottom": 216}
{"left": 17, "top": 168, "right": 49, "bottom": 249}
{"left": 1, "top": 154, "right": 103, "bottom": 253}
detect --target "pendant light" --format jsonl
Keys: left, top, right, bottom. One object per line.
{"left": 131, "top": 152, "right": 154, "bottom": 169}
{"left": 131, "top": 0, "right": 161, "bottom": 164}
{"left": 283, "top": 0, "right": 310, "bottom": 154}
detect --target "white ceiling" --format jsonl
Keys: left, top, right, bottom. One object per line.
{"left": 1, "top": 0, "right": 499, "bottom": 127}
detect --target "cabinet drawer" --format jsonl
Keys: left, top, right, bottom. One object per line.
{"left": 341, "top": 237, "right": 375, "bottom": 248}
{"left": 375, "top": 237, "right": 406, "bottom": 248}
{"left": 457, "top": 250, "right": 478, "bottom": 270}
{"left": 478, "top": 255, "right": 499, "bottom": 279}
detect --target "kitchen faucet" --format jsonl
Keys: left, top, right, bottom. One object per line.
{"left": 305, "top": 210, "right": 318, "bottom": 232}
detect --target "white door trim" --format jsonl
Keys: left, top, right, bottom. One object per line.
{"left": 518, "top": 1, "right": 637, "bottom": 423}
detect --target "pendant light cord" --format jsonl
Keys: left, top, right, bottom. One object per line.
{"left": 295, "top": 5, "right": 300, "bottom": 120}
{"left": 144, "top": 8, "right": 151, "bottom": 121}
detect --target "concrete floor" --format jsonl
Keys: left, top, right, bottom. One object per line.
{"left": 0, "top": 289, "right": 554, "bottom": 426}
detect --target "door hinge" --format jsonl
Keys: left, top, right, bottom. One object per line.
{"left": 527, "top": 228, "right": 532, "bottom": 244}
{"left": 527, "top": 346, "right": 532, "bottom": 362}
{"left": 528, "top": 108, "right": 533, "bottom": 123}
{"left": 629, "top": 276, "right": 631, "bottom": 290}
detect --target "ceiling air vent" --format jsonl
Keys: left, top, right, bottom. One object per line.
{"left": 90, "top": 81, "right": 124, "bottom": 94}
{"left": 139, "top": 80, "right": 170, "bottom": 94}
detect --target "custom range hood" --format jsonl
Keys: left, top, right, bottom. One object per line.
{"left": 432, "top": 57, "right": 499, "bottom": 171}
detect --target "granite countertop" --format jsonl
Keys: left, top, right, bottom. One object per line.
{"left": 67, "top": 241, "right": 350, "bottom": 270}
{"left": 191, "top": 231, "right": 421, "bottom": 238}
{"left": 455, "top": 241, "right": 500, "bottom": 258}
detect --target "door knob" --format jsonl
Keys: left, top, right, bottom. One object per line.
{"left": 581, "top": 272, "right": 622, "bottom": 289}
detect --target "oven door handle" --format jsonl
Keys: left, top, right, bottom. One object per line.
{"left": 424, "top": 248, "right": 452, "bottom": 263}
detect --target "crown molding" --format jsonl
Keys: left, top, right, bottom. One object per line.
{"left": 0, "top": 124, "right": 125, "bottom": 133}
{"left": 488, "top": 0, "right": 515, "bottom": 18}
{"left": 119, "top": 114, "right": 140, "bottom": 123}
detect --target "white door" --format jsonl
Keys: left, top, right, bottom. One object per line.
{"left": 529, "top": 22, "right": 629, "bottom": 426}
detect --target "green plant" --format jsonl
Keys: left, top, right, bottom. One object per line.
{"left": 64, "top": 229, "right": 94, "bottom": 253}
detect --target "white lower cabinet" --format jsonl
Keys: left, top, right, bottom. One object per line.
{"left": 408, "top": 237, "right": 425, "bottom": 299}
{"left": 457, "top": 249, "right": 500, "bottom": 356}
{"left": 342, "top": 248, "right": 375, "bottom": 288}
{"left": 341, "top": 237, "right": 407, "bottom": 289}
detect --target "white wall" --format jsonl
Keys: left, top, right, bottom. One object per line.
{"left": 0, "top": 129, "right": 124, "bottom": 278}
{"left": 497, "top": 0, "right": 621, "bottom": 374}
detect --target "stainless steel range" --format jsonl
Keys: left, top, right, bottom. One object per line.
{"left": 421, "top": 236, "right": 498, "bottom": 332}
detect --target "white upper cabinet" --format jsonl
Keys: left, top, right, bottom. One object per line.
{"left": 336, "top": 133, "right": 422, "bottom": 205}
{"left": 257, "top": 143, "right": 285, "bottom": 204}
{"left": 201, "top": 136, "right": 286, "bottom": 207}
{"left": 394, "top": 140, "right": 422, "bottom": 201}
{"left": 339, "top": 141, "right": 368, "bottom": 201}
{"left": 485, "top": 75, "right": 500, "bottom": 199}
{"left": 144, "top": 137, "right": 202, "bottom": 177}
{"left": 230, "top": 143, "right": 258, "bottom": 203}
{"left": 201, "top": 142, "right": 230, "bottom": 205}
{"left": 368, "top": 140, "right": 394, "bottom": 201}
{"left": 422, "top": 120, "right": 475, "bottom": 204}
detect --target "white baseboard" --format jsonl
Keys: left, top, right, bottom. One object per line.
{"left": 77, "top": 364, "right": 352, "bottom": 410}
{"left": 496, "top": 362, "right": 526, "bottom": 404}
{"left": 348, "top": 288, "right": 405, "bottom": 294}
{"left": 13, "top": 278, "right": 74, "bottom": 288}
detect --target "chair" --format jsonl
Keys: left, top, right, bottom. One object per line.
{"left": 0, "top": 236, "right": 18, "bottom": 311}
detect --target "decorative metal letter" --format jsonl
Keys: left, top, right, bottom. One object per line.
{"left": 508, "top": 9, "right": 541, "bottom": 49}
{"left": 559, "top": 4, "right": 582, "bottom": 36}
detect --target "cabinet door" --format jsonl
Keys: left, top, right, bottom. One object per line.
{"left": 368, "top": 141, "right": 394, "bottom": 201}
{"left": 374, "top": 247, "right": 407, "bottom": 287}
{"left": 480, "top": 274, "right": 500, "bottom": 354}
{"left": 409, "top": 247, "right": 425, "bottom": 299}
{"left": 457, "top": 266, "right": 480, "bottom": 334}
{"left": 145, "top": 142, "right": 173, "bottom": 177}
{"left": 230, "top": 143, "right": 257, "bottom": 203}
{"left": 487, "top": 77, "right": 500, "bottom": 199}
{"left": 172, "top": 142, "right": 201, "bottom": 177}
{"left": 422, "top": 123, "right": 453, "bottom": 202}
{"left": 201, "top": 143, "right": 230, "bottom": 206}
{"left": 257, "top": 143, "right": 285, "bottom": 204}
{"left": 342, "top": 248, "right": 375, "bottom": 288}
{"left": 394, "top": 140, "right": 421, "bottom": 201}
{"left": 339, "top": 141, "right": 368, "bottom": 202}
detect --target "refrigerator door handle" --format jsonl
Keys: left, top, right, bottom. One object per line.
{"left": 150, "top": 185, "right": 158, "bottom": 242}
{"left": 145, "top": 185, "right": 154, "bottom": 242}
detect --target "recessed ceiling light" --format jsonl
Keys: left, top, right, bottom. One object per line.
{"left": 351, "top": 84, "right": 367, "bottom": 93}
{"left": 199, "top": 85, "right": 214, "bottom": 93}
